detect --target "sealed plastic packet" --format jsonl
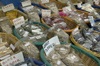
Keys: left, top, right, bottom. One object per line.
{"left": 15, "top": 38, "right": 40, "bottom": 60}
{"left": 48, "top": 25, "right": 70, "bottom": 43}
{"left": 45, "top": 2, "right": 59, "bottom": 15}
{"left": 62, "top": 51, "right": 87, "bottom": 66}
{"left": 54, "top": 44, "right": 71, "bottom": 57}
{"left": 16, "top": 22, "right": 47, "bottom": 42}
{"left": 22, "top": 5, "right": 40, "bottom": 22}
{"left": 0, "top": 17, "right": 12, "bottom": 34}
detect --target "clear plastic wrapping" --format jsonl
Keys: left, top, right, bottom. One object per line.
{"left": 22, "top": 5, "right": 40, "bottom": 22}
{"left": 48, "top": 25, "right": 69, "bottom": 43}
{"left": 45, "top": 44, "right": 87, "bottom": 66}
{"left": 15, "top": 40, "right": 40, "bottom": 60}
{"left": 62, "top": 51, "right": 87, "bottom": 66}
{"left": 16, "top": 22, "right": 47, "bottom": 42}
{"left": 45, "top": 2, "right": 59, "bottom": 15}
{"left": 0, "top": 17, "right": 12, "bottom": 34}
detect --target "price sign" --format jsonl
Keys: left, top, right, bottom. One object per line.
{"left": 1, "top": 52, "right": 24, "bottom": 66}
{"left": 22, "top": 0, "right": 31, "bottom": 7}
{"left": 13, "top": 16, "right": 25, "bottom": 28}
{"left": 42, "top": 9, "right": 51, "bottom": 17}
{"left": 63, "top": 6, "right": 72, "bottom": 13}
{"left": 2, "top": 4, "right": 15, "bottom": 12}
{"left": 41, "top": 0, "right": 49, "bottom": 4}
{"left": 43, "top": 36, "right": 60, "bottom": 56}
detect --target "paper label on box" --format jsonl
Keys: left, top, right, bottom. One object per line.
{"left": 63, "top": 6, "right": 72, "bottom": 13}
{"left": 22, "top": 0, "right": 31, "bottom": 7}
{"left": 13, "top": 16, "right": 25, "bottom": 28}
{"left": 42, "top": 9, "right": 51, "bottom": 17}
{"left": 88, "top": 16, "right": 95, "bottom": 26}
{"left": 2, "top": 4, "right": 15, "bottom": 12}
{"left": 43, "top": 36, "right": 60, "bottom": 56}
{"left": 94, "top": 0, "right": 99, "bottom": 5}
{"left": 10, "top": 44, "right": 15, "bottom": 50}
{"left": 41, "top": 0, "right": 49, "bottom": 4}
{"left": 1, "top": 52, "right": 24, "bottom": 66}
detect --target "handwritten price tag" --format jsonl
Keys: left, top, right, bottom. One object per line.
{"left": 22, "top": 0, "right": 31, "bottom": 7}
{"left": 63, "top": 6, "right": 72, "bottom": 13}
{"left": 43, "top": 36, "right": 60, "bottom": 56}
{"left": 13, "top": 16, "right": 25, "bottom": 28}
{"left": 41, "top": 0, "right": 49, "bottom": 4}
{"left": 2, "top": 4, "right": 15, "bottom": 12}
{"left": 1, "top": 52, "right": 24, "bottom": 66}
{"left": 42, "top": 9, "right": 51, "bottom": 17}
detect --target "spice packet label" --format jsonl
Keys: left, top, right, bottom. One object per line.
{"left": 57, "top": 61, "right": 61, "bottom": 65}
{"left": 1, "top": 52, "right": 24, "bottom": 66}
{"left": 25, "top": 42, "right": 30, "bottom": 46}
{"left": 57, "top": 29, "right": 61, "bottom": 32}
{"left": 0, "top": 55, "right": 10, "bottom": 60}
{"left": 42, "top": 9, "right": 51, "bottom": 17}
{"left": 41, "top": 0, "right": 49, "bottom": 4}
{"left": 43, "top": 36, "right": 60, "bottom": 56}
{"left": 94, "top": 0, "right": 99, "bottom": 5}
{"left": 20, "top": 64, "right": 28, "bottom": 66}
{"left": 72, "top": 27, "right": 79, "bottom": 35}
{"left": 63, "top": 6, "right": 72, "bottom": 13}
{"left": 23, "top": 32, "right": 29, "bottom": 37}
{"left": 88, "top": 16, "right": 95, "bottom": 26}
{"left": 2, "top": 3, "right": 15, "bottom": 12}
{"left": 0, "top": 38, "right": 2, "bottom": 43}
{"left": 22, "top": 0, "right": 31, "bottom": 7}
{"left": 10, "top": 44, "right": 15, "bottom": 50}
{"left": 13, "top": 16, "right": 25, "bottom": 28}
{"left": 52, "top": 54, "right": 56, "bottom": 59}
{"left": 71, "top": 56, "right": 76, "bottom": 59}
{"left": 60, "top": 48, "right": 65, "bottom": 50}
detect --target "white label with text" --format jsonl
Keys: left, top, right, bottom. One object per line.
{"left": 22, "top": 0, "right": 31, "bottom": 7}
{"left": 2, "top": 4, "right": 15, "bottom": 12}
{"left": 1, "top": 52, "right": 24, "bottom": 66}
{"left": 41, "top": 0, "right": 49, "bottom": 4}
{"left": 13, "top": 16, "right": 25, "bottom": 28}
{"left": 42, "top": 9, "right": 51, "bottom": 17}
{"left": 43, "top": 36, "right": 60, "bottom": 56}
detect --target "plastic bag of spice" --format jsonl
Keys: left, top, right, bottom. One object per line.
{"left": 0, "top": 17, "right": 12, "bottom": 34}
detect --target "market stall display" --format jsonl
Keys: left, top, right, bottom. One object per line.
{"left": 0, "top": 32, "right": 19, "bottom": 62}
{"left": 18, "top": 3, "right": 47, "bottom": 17}
{"left": 14, "top": 22, "right": 51, "bottom": 45}
{"left": 41, "top": 14, "right": 78, "bottom": 33}
{"left": 40, "top": 42, "right": 100, "bottom": 66}
{"left": 59, "top": 9, "right": 90, "bottom": 24}
{"left": 0, "top": 9, "right": 28, "bottom": 25}
{"left": 70, "top": 28, "right": 100, "bottom": 57}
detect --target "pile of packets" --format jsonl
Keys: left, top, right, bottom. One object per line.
{"left": 1, "top": 0, "right": 100, "bottom": 66}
